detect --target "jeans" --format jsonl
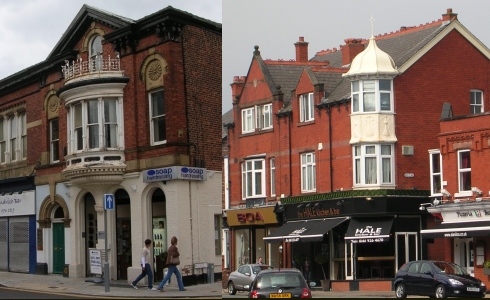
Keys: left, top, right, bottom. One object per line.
{"left": 157, "top": 264, "right": 185, "bottom": 291}
{"left": 132, "top": 263, "right": 153, "bottom": 288}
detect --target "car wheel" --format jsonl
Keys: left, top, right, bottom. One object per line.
{"left": 435, "top": 284, "right": 446, "bottom": 298}
{"left": 228, "top": 281, "right": 237, "bottom": 295}
{"left": 395, "top": 283, "right": 407, "bottom": 298}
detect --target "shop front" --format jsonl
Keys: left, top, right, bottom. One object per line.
{"left": 0, "top": 176, "right": 36, "bottom": 274}
{"left": 422, "top": 202, "right": 490, "bottom": 281}
{"left": 225, "top": 204, "right": 280, "bottom": 270}
{"left": 264, "top": 195, "right": 429, "bottom": 291}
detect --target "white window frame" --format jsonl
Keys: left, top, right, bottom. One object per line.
{"left": 429, "top": 149, "right": 442, "bottom": 195}
{"left": 1, "top": 112, "right": 27, "bottom": 164}
{"left": 241, "top": 158, "right": 265, "bottom": 199}
{"left": 300, "top": 93, "right": 314, "bottom": 122}
{"left": 149, "top": 89, "right": 166, "bottom": 145}
{"left": 301, "top": 152, "right": 316, "bottom": 192}
{"left": 257, "top": 103, "right": 273, "bottom": 130}
{"left": 89, "top": 35, "right": 103, "bottom": 72}
{"left": 0, "top": 119, "right": 5, "bottom": 163}
{"left": 351, "top": 79, "right": 393, "bottom": 113}
{"left": 470, "top": 90, "right": 483, "bottom": 114}
{"left": 458, "top": 150, "right": 471, "bottom": 192}
{"left": 270, "top": 158, "right": 276, "bottom": 196}
{"left": 50, "top": 118, "right": 60, "bottom": 163}
{"left": 67, "top": 98, "right": 122, "bottom": 154}
{"left": 353, "top": 144, "right": 394, "bottom": 187}
{"left": 241, "top": 107, "right": 255, "bottom": 133}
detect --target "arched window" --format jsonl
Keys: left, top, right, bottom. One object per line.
{"left": 89, "top": 35, "right": 103, "bottom": 71}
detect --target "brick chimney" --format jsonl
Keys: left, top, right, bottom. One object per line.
{"left": 294, "top": 37, "right": 309, "bottom": 62}
{"left": 442, "top": 8, "right": 458, "bottom": 21}
{"left": 231, "top": 76, "right": 246, "bottom": 104}
{"left": 341, "top": 38, "right": 364, "bottom": 66}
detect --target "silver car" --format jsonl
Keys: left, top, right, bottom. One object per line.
{"left": 227, "top": 264, "right": 273, "bottom": 295}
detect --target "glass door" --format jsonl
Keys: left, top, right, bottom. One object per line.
{"left": 395, "top": 232, "right": 418, "bottom": 271}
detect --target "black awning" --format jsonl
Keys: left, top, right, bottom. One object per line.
{"left": 345, "top": 217, "right": 394, "bottom": 243}
{"left": 421, "top": 221, "right": 490, "bottom": 239}
{"left": 263, "top": 217, "right": 348, "bottom": 243}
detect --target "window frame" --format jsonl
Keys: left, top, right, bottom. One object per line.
{"left": 301, "top": 152, "right": 316, "bottom": 193}
{"left": 353, "top": 144, "right": 394, "bottom": 187}
{"left": 149, "top": 89, "right": 166, "bottom": 145}
{"left": 67, "top": 98, "right": 121, "bottom": 154}
{"left": 299, "top": 93, "right": 314, "bottom": 122}
{"left": 214, "top": 215, "right": 222, "bottom": 256}
{"left": 470, "top": 90, "right": 483, "bottom": 114}
{"left": 351, "top": 79, "right": 393, "bottom": 113}
{"left": 50, "top": 118, "right": 60, "bottom": 163}
{"left": 257, "top": 103, "right": 273, "bottom": 130}
{"left": 0, "top": 112, "right": 27, "bottom": 164}
{"left": 458, "top": 149, "right": 471, "bottom": 192}
{"left": 270, "top": 158, "right": 276, "bottom": 197}
{"left": 241, "top": 107, "right": 255, "bottom": 133}
{"left": 429, "top": 149, "right": 442, "bottom": 195}
{"left": 241, "top": 158, "right": 265, "bottom": 199}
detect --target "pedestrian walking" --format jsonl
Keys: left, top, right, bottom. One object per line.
{"left": 157, "top": 236, "right": 187, "bottom": 292}
{"left": 131, "top": 239, "right": 157, "bottom": 290}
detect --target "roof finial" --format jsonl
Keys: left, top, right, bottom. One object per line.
{"left": 370, "top": 15, "right": 375, "bottom": 37}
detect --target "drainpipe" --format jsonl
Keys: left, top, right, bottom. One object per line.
{"left": 327, "top": 105, "right": 333, "bottom": 191}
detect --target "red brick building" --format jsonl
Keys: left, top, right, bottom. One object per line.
{"left": 0, "top": 5, "right": 222, "bottom": 284}
{"left": 224, "top": 8, "right": 490, "bottom": 291}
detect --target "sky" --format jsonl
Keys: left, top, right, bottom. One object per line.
{"left": 0, "top": 0, "right": 221, "bottom": 78}
{"left": 223, "top": 0, "right": 490, "bottom": 114}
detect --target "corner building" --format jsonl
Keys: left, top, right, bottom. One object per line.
{"left": 224, "top": 8, "right": 490, "bottom": 291}
{"left": 0, "top": 5, "right": 222, "bottom": 283}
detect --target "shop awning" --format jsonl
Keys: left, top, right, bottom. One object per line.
{"left": 345, "top": 217, "right": 394, "bottom": 243}
{"left": 420, "top": 221, "right": 490, "bottom": 239}
{"left": 263, "top": 217, "right": 348, "bottom": 243}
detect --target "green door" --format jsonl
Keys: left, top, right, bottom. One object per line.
{"left": 53, "top": 223, "right": 65, "bottom": 274}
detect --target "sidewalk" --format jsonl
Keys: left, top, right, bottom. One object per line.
{"left": 0, "top": 271, "right": 222, "bottom": 298}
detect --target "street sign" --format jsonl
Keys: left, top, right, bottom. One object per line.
{"left": 104, "top": 194, "right": 114, "bottom": 210}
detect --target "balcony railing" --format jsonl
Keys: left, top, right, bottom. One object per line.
{"left": 61, "top": 53, "right": 121, "bottom": 81}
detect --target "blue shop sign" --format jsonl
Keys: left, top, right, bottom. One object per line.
{"left": 143, "top": 166, "right": 207, "bottom": 182}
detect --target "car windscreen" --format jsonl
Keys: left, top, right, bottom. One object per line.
{"left": 257, "top": 273, "right": 305, "bottom": 289}
{"left": 432, "top": 262, "right": 469, "bottom": 275}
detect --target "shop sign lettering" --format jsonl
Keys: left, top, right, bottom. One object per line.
{"left": 354, "top": 226, "right": 382, "bottom": 237}
{"left": 297, "top": 207, "right": 340, "bottom": 219}
{"left": 237, "top": 212, "right": 264, "bottom": 223}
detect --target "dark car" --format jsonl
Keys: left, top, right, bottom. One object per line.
{"left": 228, "top": 264, "right": 273, "bottom": 295}
{"left": 393, "top": 260, "right": 486, "bottom": 298}
{"left": 247, "top": 268, "right": 315, "bottom": 298}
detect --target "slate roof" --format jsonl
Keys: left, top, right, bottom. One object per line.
{"left": 222, "top": 108, "right": 234, "bottom": 139}
{"left": 266, "top": 64, "right": 307, "bottom": 105}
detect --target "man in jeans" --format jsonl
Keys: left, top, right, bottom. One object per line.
{"left": 131, "top": 239, "right": 157, "bottom": 290}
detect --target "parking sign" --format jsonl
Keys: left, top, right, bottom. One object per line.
{"left": 104, "top": 194, "right": 114, "bottom": 210}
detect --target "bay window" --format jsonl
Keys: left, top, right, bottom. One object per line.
{"left": 353, "top": 144, "right": 394, "bottom": 187}
{"left": 351, "top": 79, "right": 393, "bottom": 113}
{"left": 68, "top": 98, "right": 122, "bottom": 153}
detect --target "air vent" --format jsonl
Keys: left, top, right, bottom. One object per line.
{"left": 402, "top": 145, "right": 414, "bottom": 156}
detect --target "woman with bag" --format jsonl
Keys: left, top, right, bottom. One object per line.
{"left": 157, "top": 236, "right": 186, "bottom": 292}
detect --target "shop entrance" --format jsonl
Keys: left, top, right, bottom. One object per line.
{"left": 151, "top": 188, "right": 166, "bottom": 282}
{"left": 454, "top": 238, "right": 474, "bottom": 276}
{"left": 84, "top": 193, "right": 97, "bottom": 276}
{"left": 115, "top": 189, "right": 131, "bottom": 280}
{"left": 395, "top": 232, "right": 418, "bottom": 271}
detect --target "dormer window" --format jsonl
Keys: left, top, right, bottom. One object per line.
{"left": 351, "top": 79, "right": 393, "bottom": 113}
{"left": 470, "top": 90, "right": 483, "bottom": 114}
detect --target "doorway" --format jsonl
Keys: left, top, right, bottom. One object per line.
{"left": 84, "top": 193, "right": 97, "bottom": 276}
{"left": 115, "top": 189, "right": 131, "bottom": 280}
{"left": 395, "top": 232, "right": 418, "bottom": 271}
{"left": 151, "top": 188, "right": 166, "bottom": 282}
{"left": 454, "top": 238, "right": 474, "bottom": 276}
{"left": 52, "top": 206, "right": 65, "bottom": 274}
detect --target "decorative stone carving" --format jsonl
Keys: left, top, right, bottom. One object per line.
{"left": 350, "top": 113, "right": 397, "bottom": 144}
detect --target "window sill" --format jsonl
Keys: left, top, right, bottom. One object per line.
{"left": 296, "top": 120, "right": 315, "bottom": 127}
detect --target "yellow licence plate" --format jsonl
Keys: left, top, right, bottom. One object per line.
{"left": 270, "top": 293, "right": 291, "bottom": 298}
